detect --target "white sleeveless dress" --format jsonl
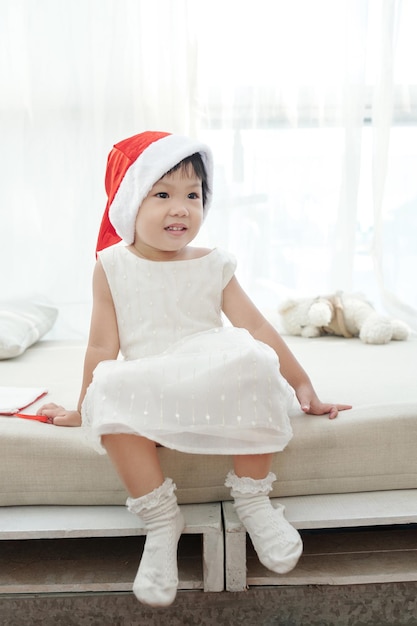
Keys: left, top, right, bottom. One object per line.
{"left": 82, "top": 245, "right": 295, "bottom": 455}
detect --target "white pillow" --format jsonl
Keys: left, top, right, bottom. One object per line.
{"left": 0, "top": 301, "right": 58, "bottom": 359}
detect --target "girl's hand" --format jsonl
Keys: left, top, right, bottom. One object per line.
{"left": 37, "top": 403, "right": 82, "bottom": 427}
{"left": 296, "top": 386, "right": 352, "bottom": 420}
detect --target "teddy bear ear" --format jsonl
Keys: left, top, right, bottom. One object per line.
{"left": 278, "top": 299, "right": 298, "bottom": 314}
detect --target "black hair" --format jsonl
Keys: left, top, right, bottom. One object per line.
{"left": 167, "top": 153, "right": 209, "bottom": 207}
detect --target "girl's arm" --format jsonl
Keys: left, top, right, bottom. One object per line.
{"left": 222, "top": 276, "right": 351, "bottom": 419}
{"left": 38, "top": 259, "right": 120, "bottom": 426}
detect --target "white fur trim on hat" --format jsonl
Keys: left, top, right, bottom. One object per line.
{"left": 109, "top": 134, "right": 213, "bottom": 245}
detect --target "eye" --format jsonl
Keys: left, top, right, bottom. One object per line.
{"left": 188, "top": 192, "right": 200, "bottom": 199}
{"left": 155, "top": 192, "right": 169, "bottom": 199}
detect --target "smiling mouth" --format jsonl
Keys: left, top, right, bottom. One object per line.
{"left": 165, "top": 225, "right": 187, "bottom": 231}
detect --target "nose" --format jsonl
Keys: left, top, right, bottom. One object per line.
{"left": 169, "top": 201, "right": 189, "bottom": 217}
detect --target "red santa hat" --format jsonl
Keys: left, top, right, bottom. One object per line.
{"left": 96, "top": 131, "right": 213, "bottom": 254}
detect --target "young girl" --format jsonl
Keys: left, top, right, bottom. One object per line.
{"left": 38, "top": 131, "right": 351, "bottom": 607}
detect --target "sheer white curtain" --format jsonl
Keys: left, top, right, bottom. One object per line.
{"left": 196, "top": 0, "right": 371, "bottom": 306}
{"left": 196, "top": 0, "right": 417, "bottom": 328}
{"left": 370, "top": 0, "right": 417, "bottom": 328}
{"left": 1, "top": 0, "right": 416, "bottom": 338}
{"left": 0, "top": 0, "right": 199, "bottom": 338}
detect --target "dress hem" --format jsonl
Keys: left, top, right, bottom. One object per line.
{"left": 84, "top": 424, "right": 293, "bottom": 457}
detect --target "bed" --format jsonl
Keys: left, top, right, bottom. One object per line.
{"left": 1, "top": 334, "right": 416, "bottom": 592}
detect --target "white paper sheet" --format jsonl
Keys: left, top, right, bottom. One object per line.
{"left": 0, "top": 387, "right": 48, "bottom": 414}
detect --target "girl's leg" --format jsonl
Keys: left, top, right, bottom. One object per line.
{"left": 233, "top": 452, "right": 273, "bottom": 479}
{"left": 226, "top": 453, "right": 303, "bottom": 574}
{"left": 101, "top": 434, "right": 184, "bottom": 607}
{"left": 101, "top": 433, "right": 164, "bottom": 497}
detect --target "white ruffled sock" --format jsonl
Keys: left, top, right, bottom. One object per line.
{"left": 225, "top": 470, "right": 303, "bottom": 574}
{"left": 126, "top": 478, "right": 185, "bottom": 607}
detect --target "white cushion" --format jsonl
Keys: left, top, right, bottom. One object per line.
{"left": 0, "top": 301, "right": 58, "bottom": 360}
{"left": 0, "top": 336, "right": 416, "bottom": 505}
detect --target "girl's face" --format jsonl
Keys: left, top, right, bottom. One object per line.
{"left": 131, "top": 166, "right": 204, "bottom": 260}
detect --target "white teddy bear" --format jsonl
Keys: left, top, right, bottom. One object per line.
{"left": 279, "top": 292, "right": 410, "bottom": 344}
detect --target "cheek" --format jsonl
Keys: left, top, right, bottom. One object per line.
{"left": 194, "top": 208, "right": 204, "bottom": 225}
{"left": 133, "top": 207, "right": 160, "bottom": 242}
{"left": 134, "top": 210, "right": 149, "bottom": 231}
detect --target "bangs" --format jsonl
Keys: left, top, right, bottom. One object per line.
{"left": 167, "top": 153, "right": 209, "bottom": 206}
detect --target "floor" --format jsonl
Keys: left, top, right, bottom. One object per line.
{"left": 1, "top": 527, "right": 417, "bottom": 625}
{"left": 1, "top": 583, "right": 417, "bottom": 626}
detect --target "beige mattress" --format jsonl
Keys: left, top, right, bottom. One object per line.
{"left": 0, "top": 336, "right": 416, "bottom": 506}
